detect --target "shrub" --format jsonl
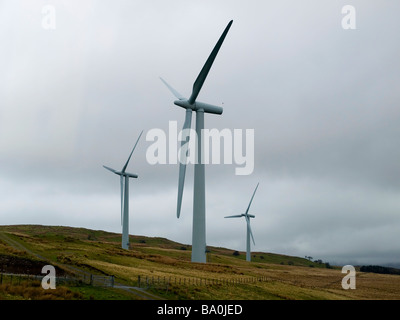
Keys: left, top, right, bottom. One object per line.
{"left": 360, "top": 265, "right": 400, "bottom": 275}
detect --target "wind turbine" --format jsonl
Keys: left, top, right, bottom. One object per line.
{"left": 103, "top": 131, "right": 143, "bottom": 250}
{"left": 160, "top": 20, "right": 233, "bottom": 263}
{"left": 225, "top": 183, "right": 259, "bottom": 262}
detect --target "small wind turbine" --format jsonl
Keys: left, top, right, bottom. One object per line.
{"left": 103, "top": 131, "right": 143, "bottom": 250}
{"left": 225, "top": 183, "right": 259, "bottom": 262}
{"left": 160, "top": 20, "right": 233, "bottom": 263}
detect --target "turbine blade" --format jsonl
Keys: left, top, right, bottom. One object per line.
{"left": 160, "top": 77, "right": 186, "bottom": 100}
{"left": 103, "top": 165, "right": 117, "bottom": 173}
{"left": 120, "top": 175, "right": 124, "bottom": 226}
{"left": 177, "top": 109, "right": 193, "bottom": 218}
{"left": 122, "top": 130, "right": 143, "bottom": 173}
{"left": 224, "top": 215, "right": 243, "bottom": 218}
{"left": 246, "top": 216, "right": 256, "bottom": 246}
{"left": 188, "top": 20, "right": 233, "bottom": 105}
{"left": 245, "top": 182, "right": 259, "bottom": 216}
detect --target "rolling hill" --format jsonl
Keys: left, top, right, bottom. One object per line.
{"left": 1, "top": 224, "right": 400, "bottom": 300}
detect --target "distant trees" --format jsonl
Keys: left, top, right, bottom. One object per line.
{"left": 305, "top": 256, "right": 332, "bottom": 268}
{"left": 232, "top": 251, "right": 240, "bottom": 256}
{"left": 360, "top": 265, "right": 400, "bottom": 275}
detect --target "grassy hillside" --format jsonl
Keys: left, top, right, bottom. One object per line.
{"left": 1, "top": 224, "right": 400, "bottom": 300}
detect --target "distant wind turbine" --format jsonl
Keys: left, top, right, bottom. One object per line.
{"left": 225, "top": 183, "right": 259, "bottom": 262}
{"left": 160, "top": 20, "right": 233, "bottom": 263}
{"left": 103, "top": 131, "right": 143, "bottom": 250}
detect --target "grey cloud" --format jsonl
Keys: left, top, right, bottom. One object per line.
{"left": 1, "top": 1, "right": 400, "bottom": 266}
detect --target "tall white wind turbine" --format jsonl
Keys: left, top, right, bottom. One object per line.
{"left": 225, "top": 183, "right": 259, "bottom": 262}
{"left": 103, "top": 131, "right": 143, "bottom": 250}
{"left": 161, "top": 20, "right": 233, "bottom": 263}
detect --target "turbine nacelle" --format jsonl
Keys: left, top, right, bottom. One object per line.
{"left": 103, "top": 166, "right": 139, "bottom": 179}
{"left": 117, "top": 172, "right": 139, "bottom": 179}
{"left": 225, "top": 213, "right": 255, "bottom": 219}
{"left": 174, "top": 100, "right": 223, "bottom": 115}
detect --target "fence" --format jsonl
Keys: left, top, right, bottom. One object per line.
{"left": 1, "top": 272, "right": 268, "bottom": 290}
{"left": 137, "top": 275, "right": 269, "bottom": 289}
{"left": 90, "top": 274, "right": 114, "bottom": 287}
{"left": 0, "top": 272, "right": 114, "bottom": 288}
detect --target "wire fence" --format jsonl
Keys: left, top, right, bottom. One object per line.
{"left": 0, "top": 272, "right": 115, "bottom": 288}
{"left": 137, "top": 275, "right": 269, "bottom": 289}
{"left": 1, "top": 272, "right": 268, "bottom": 290}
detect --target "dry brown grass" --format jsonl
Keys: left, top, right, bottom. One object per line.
{"left": 2, "top": 225, "right": 400, "bottom": 300}
{"left": 0, "top": 282, "right": 83, "bottom": 300}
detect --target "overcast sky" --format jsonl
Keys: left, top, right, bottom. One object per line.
{"left": 1, "top": 0, "right": 400, "bottom": 267}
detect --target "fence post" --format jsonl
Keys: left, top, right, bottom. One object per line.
{"left": 138, "top": 275, "right": 141, "bottom": 288}
{"left": 110, "top": 275, "right": 114, "bottom": 288}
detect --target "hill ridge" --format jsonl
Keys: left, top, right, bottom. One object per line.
{"left": 2, "top": 224, "right": 400, "bottom": 300}
{"left": 0, "top": 224, "right": 322, "bottom": 267}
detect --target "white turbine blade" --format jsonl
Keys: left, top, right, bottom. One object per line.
{"left": 103, "top": 165, "right": 117, "bottom": 173}
{"left": 122, "top": 130, "right": 143, "bottom": 173}
{"left": 188, "top": 20, "right": 233, "bottom": 105}
{"left": 246, "top": 216, "right": 256, "bottom": 246}
{"left": 177, "top": 109, "right": 192, "bottom": 218}
{"left": 120, "top": 175, "right": 124, "bottom": 226}
{"left": 160, "top": 77, "right": 186, "bottom": 100}
{"left": 245, "top": 182, "right": 259, "bottom": 216}
{"left": 224, "top": 214, "right": 243, "bottom": 218}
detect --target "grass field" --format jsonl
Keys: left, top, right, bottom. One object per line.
{"left": 1, "top": 224, "right": 399, "bottom": 300}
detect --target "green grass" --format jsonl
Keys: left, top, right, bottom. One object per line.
{"left": 1, "top": 224, "right": 400, "bottom": 300}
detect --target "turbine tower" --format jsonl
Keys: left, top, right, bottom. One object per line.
{"left": 225, "top": 183, "right": 259, "bottom": 262}
{"left": 103, "top": 131, "right": 143, "bottom": 250}
{"left": 161, "top": 20, "right": 233, "bottom": 263}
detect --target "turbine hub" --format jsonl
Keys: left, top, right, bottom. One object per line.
{"left": 174, "top": 100, "right": 194, "bottom": 110}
